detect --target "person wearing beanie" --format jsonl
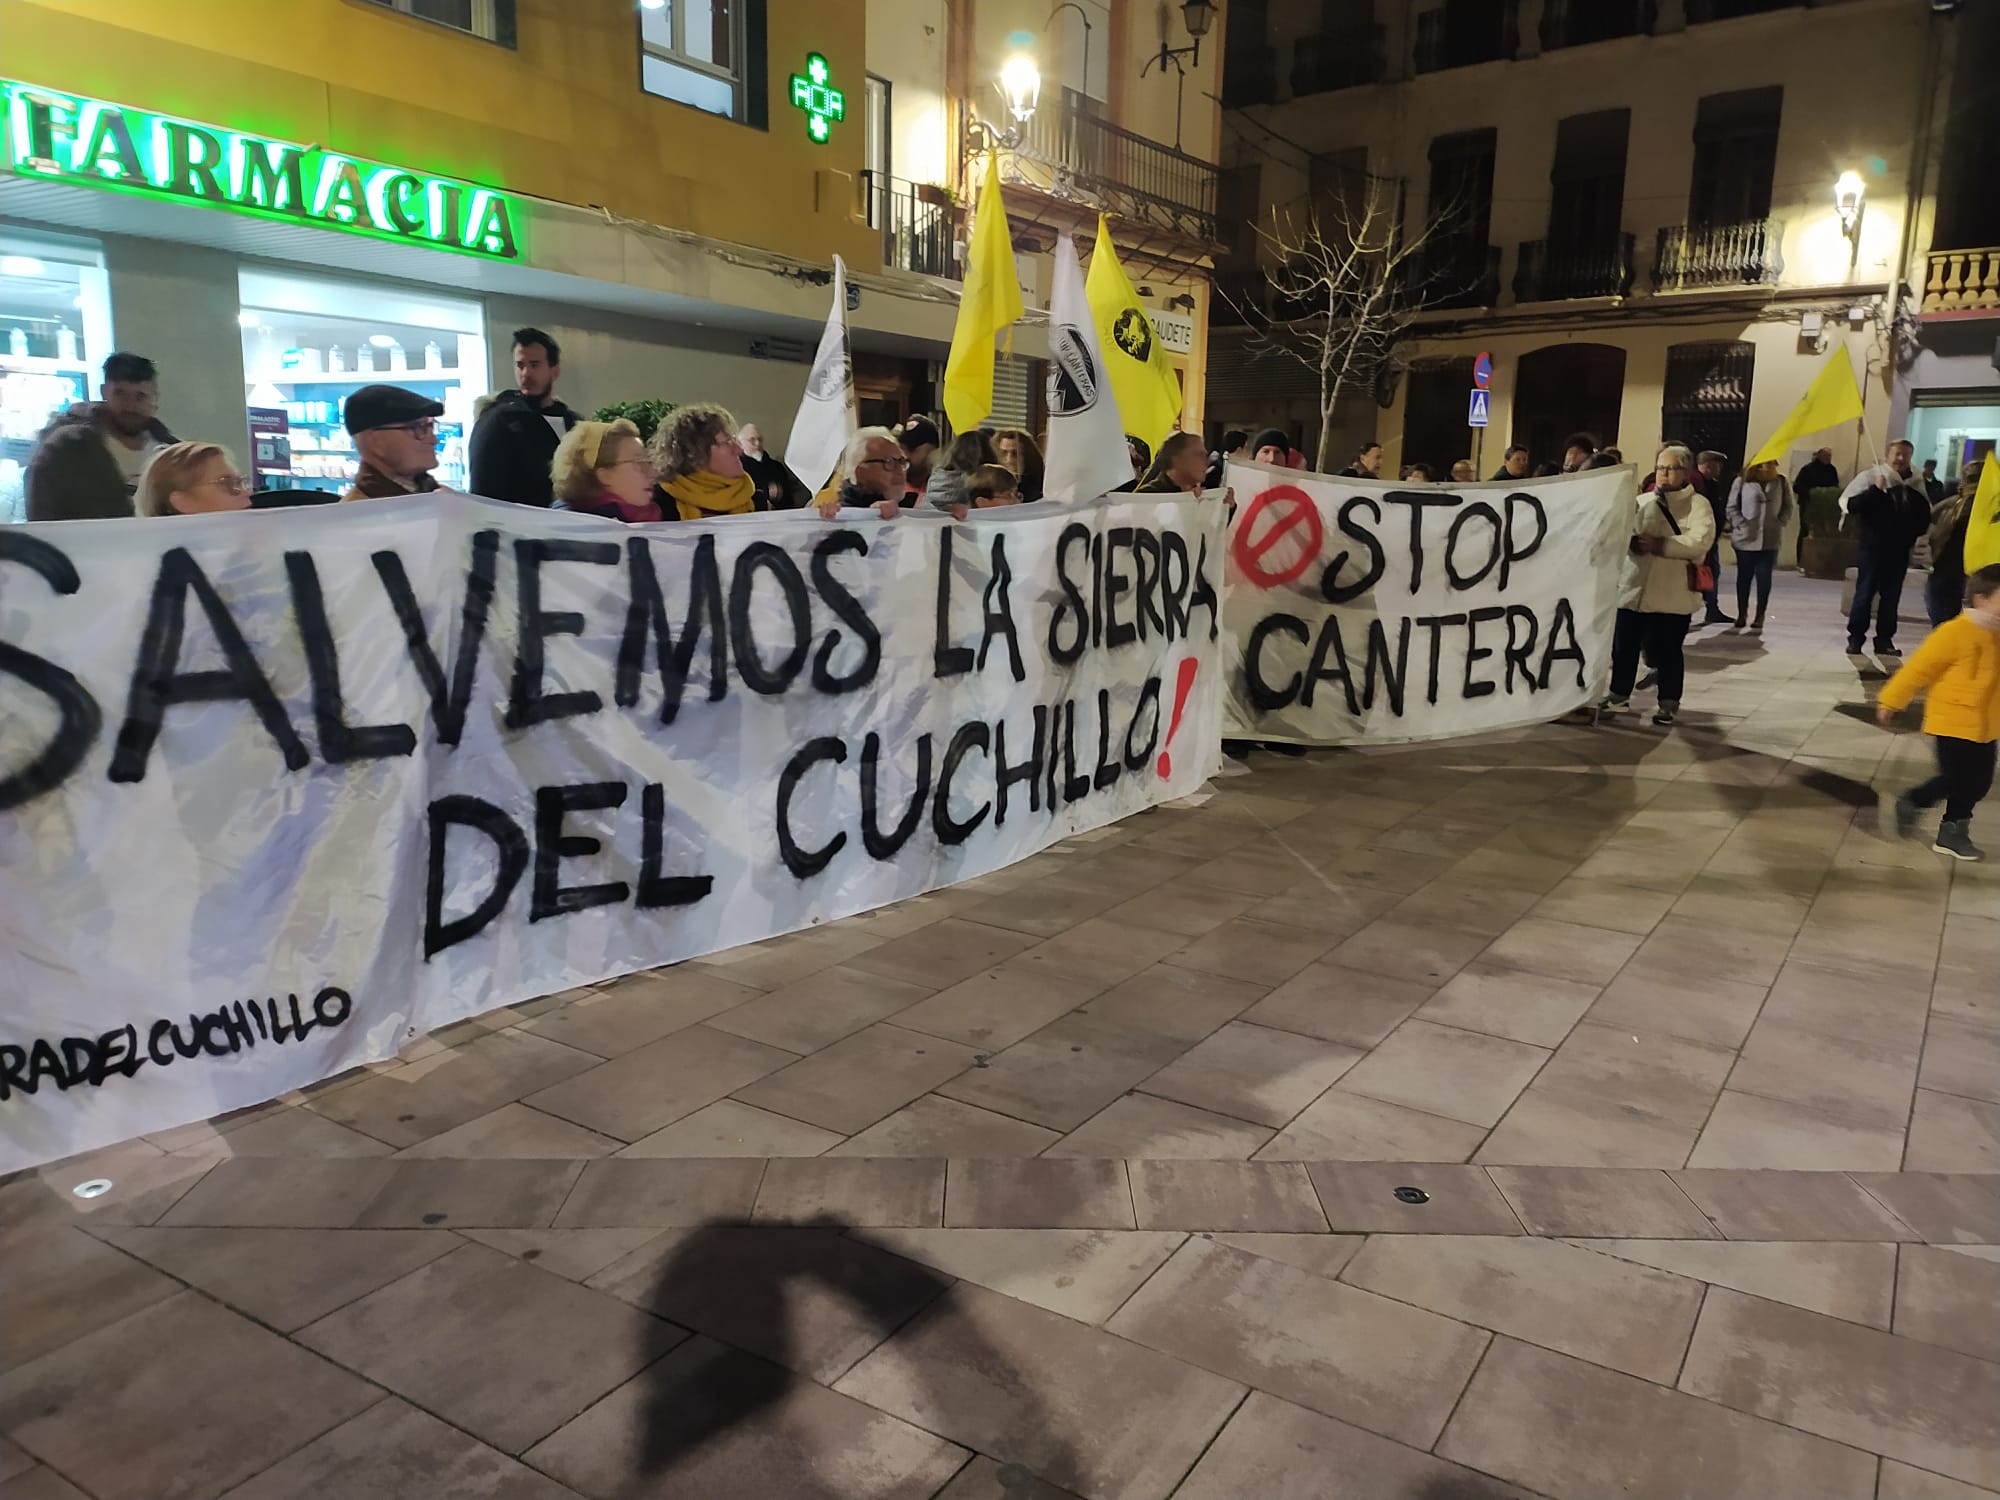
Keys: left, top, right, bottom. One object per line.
{"left": 341, "top": 384, "right": 444, "bottom": 501}
{"left": 1250, "top": 428, "right": 1292, "bottom": 466}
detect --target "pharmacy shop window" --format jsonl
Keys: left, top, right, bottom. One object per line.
{"left": 0, "top": 229, "right": 112, "bottom": 523}
{"left": 238, "top": 269, "right": 486, "bottom": 495}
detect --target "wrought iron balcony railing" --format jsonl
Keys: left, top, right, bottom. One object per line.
{"left": 1513, "top": 234, "right": 1635, "bottom": 301}
{"left": 982, "top": 97, "right": 1222, "bottom": 246}
{"left": 1651, "top": 218, "right": 1784, "bottom": 291}
{"left": 862, "top": 170, "right": 959, "bottom": 279}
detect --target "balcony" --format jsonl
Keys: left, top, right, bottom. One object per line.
{"left": 1540, "top": 0, "right": 1653, "bottom": 49}
{"left": 1651, "top": 218, "right": 1784, "bottom": 291}
{"left": 1222, "top": 43, "right": 1278, "bottom": 107}
{"left": 1412, "top": 239, "right": 1503, "bottom": 310}
{"left": 1921, "top": 247, "right": 2000, "bottom": 312}
{"left": 863, "top": 171, "right": 959, "bottom": 280}
{"left": 1290, "top": 28, "right": 1386, "bottom": 96}
{"left": 987, "top": 97, "right": 1222, "bottom": 247}
{"left": 1514, "top": 235, "right": 1635, "bottom": 302}
{"left": 1414, "top": 4, "right": 1514, "bottom": 74}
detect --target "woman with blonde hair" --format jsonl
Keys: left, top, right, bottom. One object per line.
{"left": 141, "top": 442, "right": 251, "bottom": 517}
{"left": 1725, "top": 457, "right": 1793, "bottom": 629}
{"left": 650, "top": 403, "right": 759, "bottom": 519}
{"left": 550, "top": 418, "right": 662, "bottom": 522}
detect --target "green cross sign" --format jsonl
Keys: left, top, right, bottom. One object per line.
{"left": 788, "top": 54, "right": 844, "bottom": 143}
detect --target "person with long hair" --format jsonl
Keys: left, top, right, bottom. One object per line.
{"left": 993, "top": 427, "right": 1045, "bottom": 502}
{"left": 926, "top": 428, "right": 998, "bottom": 515}
{"left": 1725, "top": 458, "right": 1794, "bottom": 629}
{"left": 1138, "top": 431, "right": 1209, "bottom": 493}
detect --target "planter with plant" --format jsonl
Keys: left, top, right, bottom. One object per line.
{"left": 592, "top": 399, "right": 676, "bottom": 445}
{"left": 1797, "top": 486, "right": 1857, "bottom": 580}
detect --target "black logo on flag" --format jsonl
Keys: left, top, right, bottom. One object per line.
{"left": 806, "top": 342, "right": 852, "bottom": 403}
{"left": 1047, "top": 325, "right": 1100, "bottom": 415}
{"left": 1111, "top": 307, "right": 1153, "bottom": 362}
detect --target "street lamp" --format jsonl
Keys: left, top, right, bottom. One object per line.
{"left": 1140, "top": 0, "right": 1216, "bottom": 151}
{"left": 999, "top": 54, "right": 1042, "bottom": 125}
{"left": 1834, "top": 170, "right": 1865, "bottom": 238}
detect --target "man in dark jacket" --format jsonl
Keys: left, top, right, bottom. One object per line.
{"left": 25, "top": 351, "right": 176, "bottom": 521}
{"left": 1336, "top": 441, "right": 1382, "bottom": 479}
{"left": 467, "top": 327, "right": 579, "bottom": 505}
{"left": 739, "top": 423, "right": 809, "bottom": 509}
{"left": 1845, "top": 439, "right": 1933, "bottom": 654}
{"left": 1490, "top": 443, "right": 1531, "bottom": 481}
{"left": 836, "top": 428, "right": 912, "bottom": 517}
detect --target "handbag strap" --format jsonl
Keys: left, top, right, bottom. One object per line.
{"left": 1653, "top": 491, "right": 1683, "bottom": 536}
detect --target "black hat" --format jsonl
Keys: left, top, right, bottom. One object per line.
{"left": 897, "top": 415, "right": 940, "bottom": 452}
{"left": 343, "top": 384, "right": 445, "bottom": 435}
{"left": 1251, "top": 428, "right": 1291, "bottom": 457}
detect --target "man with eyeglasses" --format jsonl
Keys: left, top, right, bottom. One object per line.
{"left": 341, "top": 384, "right": 444, "bottom": 502}
{"left": 822, "top": 426, "right": 912, "bottom": 519}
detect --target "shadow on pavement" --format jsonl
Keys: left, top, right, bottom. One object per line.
{"left": 634, "top": 1215, "right": 1077, "bottom": 1498}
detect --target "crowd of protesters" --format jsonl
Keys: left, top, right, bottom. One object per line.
{"left": 21, "top": 344, "right": 1996, "bottom": 857}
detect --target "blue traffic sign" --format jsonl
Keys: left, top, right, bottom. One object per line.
{"left": 1467, "top": 389, "right": 1491, "bottom": 427}
{"left": 1473, "top": 351, "right": 1493, "bottom": 389}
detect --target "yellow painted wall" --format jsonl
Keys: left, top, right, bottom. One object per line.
{"left": 2, "top": 0, "right": 880, "bottom": 269}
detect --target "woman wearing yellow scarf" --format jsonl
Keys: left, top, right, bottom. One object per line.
{"left": 650, "top": 403, "right": 762, "bottom": 520}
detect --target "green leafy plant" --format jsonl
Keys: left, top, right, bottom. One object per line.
{"left": 1799, "top": 485, "right": 1849, "bottom": 539}
{"left": 592, "top": 399, "right": 677, "bottom": 444}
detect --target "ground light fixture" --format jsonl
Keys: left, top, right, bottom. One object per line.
{"left": 1834, "top": 170, "right": 1866, "bottom": 237}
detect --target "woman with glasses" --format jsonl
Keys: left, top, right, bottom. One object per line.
{"left": 550, "top": 418, "right": 663, "bottom": 523}
{"left": 141, "top": 442, "right": 252, "bottom": 517}
{"left": 650, "top": 403, "right": 760, "bottom": 520}
{"left": 1602, "top": 443, "right": 1716, "bottom": 727}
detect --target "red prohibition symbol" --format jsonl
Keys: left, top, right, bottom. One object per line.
{"left": 1231, "top": 484, "right": 1324, "bottom": 589}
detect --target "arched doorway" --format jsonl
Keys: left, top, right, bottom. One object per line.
{"left": 1511, "top": 343, "right": 1626, "bottom": 465}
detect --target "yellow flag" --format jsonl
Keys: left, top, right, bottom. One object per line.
{"left": 942, "top": 155, "right": 1024, "bottom": 433}
{"left": 1085, "top": 216, "right": 1183, "bottom": 447}
{"left": 1966, "top": 451, "right": 2000, "bottom": 571}
{"left": 1747, "top": 351, "right": 1864, "bottom": 467}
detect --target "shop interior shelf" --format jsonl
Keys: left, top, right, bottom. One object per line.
{"left": 248, "top": 371, "right": 463, "bottom": 385}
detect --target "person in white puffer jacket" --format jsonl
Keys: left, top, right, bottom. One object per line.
{"left": 1602, "top": 444, "right": 1716, "bottom": 727}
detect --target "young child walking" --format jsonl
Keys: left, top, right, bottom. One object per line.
{"left": 1878, "top": 564, "right": 2000, "bottom": 861}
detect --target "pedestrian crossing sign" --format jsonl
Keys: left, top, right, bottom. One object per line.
{"left": 1468, "top": 389, "right": 1490, "bottom": 427}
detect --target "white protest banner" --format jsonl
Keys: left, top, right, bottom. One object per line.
{"left": 0, "top": 492, "right": 1224, "bottom": 1171}
{"left": 1220, "top": 459, "right": 1632, "bottom": 744}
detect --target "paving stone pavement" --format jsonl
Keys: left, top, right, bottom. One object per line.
{"left": 3, "top": 581, "right": 1996, "bottom": 1499}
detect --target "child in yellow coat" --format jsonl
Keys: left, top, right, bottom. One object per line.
{"left": 1878, "top": 564, "right": 2000, "bottom": 861}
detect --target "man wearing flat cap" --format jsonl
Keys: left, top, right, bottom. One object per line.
{"left": 341, "top": 384, "right": 445, "bottom": 501}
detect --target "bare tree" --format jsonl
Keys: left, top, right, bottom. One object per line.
{"left": 1237, "top": 171, "right": 1473, "bottom": 471}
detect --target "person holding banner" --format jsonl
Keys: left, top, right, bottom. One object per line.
{"left": 140, "top": 442, "right": 252, "bottom": 517}
{"left": 1138, "top": 431, "right": 1210, "bottom": 495}
{"left": 650, "top": 404, "right": 760, "bottom": 520}
{"left": 924, "top": 428, "right": 999, "bottom": 516}
{"left": 1603, "top": 445, "right": 1716, "bottom": 727}
{"left": 550, "top": 418, "right": 664, "bottom": 523}
{"left": 820, "top": 427, "right": 911, "bottom": 520}
{"left": 340, "top": 384, "right": 443, "bottom": 501}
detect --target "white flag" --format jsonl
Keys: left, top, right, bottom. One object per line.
{"left": 784, "top": 254, "right": 857, "bottom": 493}
{"left": 1042, "top": 234, "right": 1133, "bottom": 504}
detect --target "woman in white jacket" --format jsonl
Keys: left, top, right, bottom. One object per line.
{"left": 1725, "top": 458, "right": 1794, "bottom": 630}
{"left": 1604, "top": 444, "right": 1717, "bottom": 726}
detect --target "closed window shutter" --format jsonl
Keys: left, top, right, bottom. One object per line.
{"left": 986, "top": 353, "right": 1036, "bottom": 430}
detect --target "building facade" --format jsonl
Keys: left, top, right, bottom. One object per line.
{"left": 0, "top": 0, "right": 1224, "bottom": 518}
{"left": 1209, "top": 0, "right": 1983, "bottom": 493}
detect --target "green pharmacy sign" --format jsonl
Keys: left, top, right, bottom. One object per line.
{"left": 789, "top": 54, "right": 844, "bottom": 144}
{"left": 2, "top": 80, "right": 520, "bottom": 261}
